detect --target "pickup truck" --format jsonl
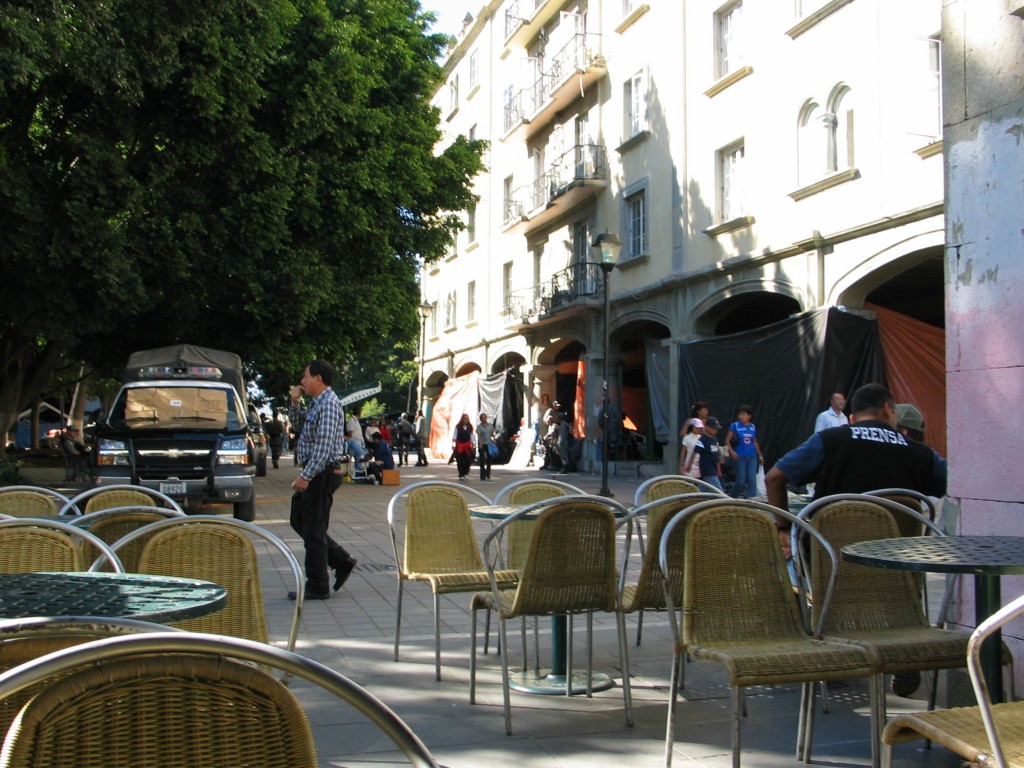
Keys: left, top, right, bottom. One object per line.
{"left": 92, "top": 345, "right": 261, "bottom": 520}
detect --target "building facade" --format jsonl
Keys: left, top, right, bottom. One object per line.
{"left": 422, "top": 0, "right": 943, "bottom": 469}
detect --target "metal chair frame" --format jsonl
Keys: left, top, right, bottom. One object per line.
{"left": 59, "top": 484, "right": 185, "bottom": 516}
{"left": 469, "top": 494, "right": 634, "bottom": 735}
{"left": 109, "top": 515, "right": 303, "bottom": 652}
{"left": 0, "top": 631, "right": 439, "bottom": 768}
{"left": 633, "top": 475, "right": 727, "bottom": 507}
{"left": 0, "top": 486, "right": 74, "bottom": 518}
{"left": 387, "top": 480, "right": 518, "bottom": 681}
{"left": 657, "top": 498, "right": 880, "bottom": 768}
{"left": 0, "top": 518, "right": 123, "bottom": 573}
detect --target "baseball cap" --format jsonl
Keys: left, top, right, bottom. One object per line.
{"left": 687, "top": 418, "right": 704, "bottom": 429}
{"left": 704, "top": 416, "right": 722, "bottom": 429}
{"left": 895, "top": 403, "right": 925, "bottom": 432}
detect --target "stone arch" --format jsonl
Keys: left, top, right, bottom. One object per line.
{"left": 453, "top": 360, "right": 482, "bottom": 378}
{"left": 535, "top": 332, "right": 588, "bottom": 366}
{"left": 608, "top": 317, "right": 672, "bottom": 461}
{"left": 690, "top": 279, "right": 804, "bottom": 336}
{"left": 491, "top": 350, "right": 527, "bottom": 375}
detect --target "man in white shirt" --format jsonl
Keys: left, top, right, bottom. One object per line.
{"left": 813, "top": 392, "right": 848, "bottom": 433}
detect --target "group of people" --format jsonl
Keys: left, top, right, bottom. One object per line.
{"left": 678, "top": 401, "right": 764, "bottom": 497}
{"left": 536, "top": 400, "right": 575, "bottom": 473}
{"left": 450, "top": 412, "right": 498, "bottom": 481}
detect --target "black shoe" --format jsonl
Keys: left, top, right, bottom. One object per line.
{"left": 288, "top": 590, "right": 330, "bottom": 601}
{"left": 333, "top": 557, "right": 357, "bottom": 591}
{"left": 891, "top": 671, "right": 921, "bottom": 697}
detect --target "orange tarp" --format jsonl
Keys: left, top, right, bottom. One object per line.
{"left": 428, "top": 371, "right": 480, "bottom": 459}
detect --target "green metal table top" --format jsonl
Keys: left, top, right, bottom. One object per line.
{"left": 843, "top": 535, "right": 1024, "bottom": 575}
{"left": 0, "top": 572, "right": 227, "bottom": 623}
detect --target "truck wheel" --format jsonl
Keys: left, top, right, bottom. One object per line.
{"left": 233, "top": 497, "right": 256, "bottom": 522}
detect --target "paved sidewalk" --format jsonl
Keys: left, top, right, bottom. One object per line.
{"left": 247, "top": 459, "right": 959, "bottom": 768}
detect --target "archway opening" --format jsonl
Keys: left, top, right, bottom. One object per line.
{"left": 710, "top": 293, "right": 801, "bottom": 335}
{"left": 614, "top": 322, "right": 671, "bottom": 461}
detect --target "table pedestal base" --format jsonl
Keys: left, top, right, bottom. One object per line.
{"left": 508, "top": 670, "right": 614, "bottom": 695}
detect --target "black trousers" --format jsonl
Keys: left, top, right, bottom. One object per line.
{"left": 289, "top": 469, "right": 351, "bottom": 595}
{"left": 478, "top": 445, "right": 492, "bottom": 479}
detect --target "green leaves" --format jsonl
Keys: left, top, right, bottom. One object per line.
{"left": 0, "top": 0, "right": 483, "bottom": 429}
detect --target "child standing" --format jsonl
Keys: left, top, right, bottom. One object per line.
{"left": 726, "top": 405, "right": 764, "bottom": 498}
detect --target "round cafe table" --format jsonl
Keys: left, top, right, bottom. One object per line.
{"left": 0, "top": 572, "right": 228, "bottom": 624}
{"left": 843, "top": 535, "right": 1024, "bottom": 703}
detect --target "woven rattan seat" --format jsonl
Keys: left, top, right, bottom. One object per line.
{"left": 0, "top": 487, "right": 68, "bottom": 518}
{"left": 73, "top": 506, "right": 186, "bottom": 571}
{"left": 0, "top": 519, "right": 122, "bottom": 573}
{"left": 60, "top": 484, "right": 185, "bottom": 516}
{"left": 882, "top": 592, "right": 1024, "bottom": 768}
{"left": 633, "top": 475, "right": 727, "bottom": 507}
{"left": 658, "top": 498, "right": 878, "bottom": 768}
{"left": 0, "top": 616, "right": 170, "bottom": 740}
{"left": 82, "top": 488, "right": 157, "bottom": 514}
{"left": 469, "top": 495, "right": 633, "bottom": 735}
{"left": 112, "top": 516, "right": 303, "bottom": 652}
{"left": 618, "top": 493, "right": 723, "bottom": 649}
{"left": 0, "top": 632, "right": 439, "bottom": 768}
{"left": 388, "top": 481, "right": 518, "bottom": 681}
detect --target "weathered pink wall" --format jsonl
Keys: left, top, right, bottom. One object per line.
{"left": 943, "top": 0, "right": 1024, "bottom": 683}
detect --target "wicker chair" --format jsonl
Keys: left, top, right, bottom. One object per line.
{"left": 0, "top": 518, "right": 123, "bottom": 573}
{"left": 0, "top": 616, "right": 172, "bottom": 738}
{"left": 0, "top": 631, "right": 439, "bottom": 768}
{"left": 387, "top": 481, "right": 519, "bottom": 681}
{"left": 60, "top": 484, "right": 185, "bottom": 516}
{"left": 882, "top": 591, "right": 1024, "bottom": 768}
{"left": 795, "top": 494, "right": 989, "bottom": 760}
{"left": 657, "top": 498, "right": 878, "bottom": 768}
{"left": 618, "top": 492, "right": 725, "bottom": 649}
{"left": 491, "top": 479, "right": 586, "bottom": 664}
{"left": 469, "top": 495, "right": 633, "bottom": 735}
{"left": 72, "top": 506, "right": 186, "bottom": 572}
{"left": 0, "top": 486, "right": 72, "bottom": 518}
{"left": 633, "top": 475, "right": 727, "bottom": 506}
{"left": 110, "top": 516, "right": 303, "bottom": 652}
{"left": 864, "top": 488, "right": 937, "bottom": 539}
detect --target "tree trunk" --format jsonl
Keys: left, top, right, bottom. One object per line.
{"left": 0, "top": 331, "right": 65, "bottom": 445}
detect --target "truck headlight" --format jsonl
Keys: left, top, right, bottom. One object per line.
{"left": 218, "top": 437, "right": 250, "bottom": 466}
{"left": 96, "top": 439, "right": 129, "bottom": 466}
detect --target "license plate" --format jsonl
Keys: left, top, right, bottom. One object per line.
{"left": 159, "top": 482, "right": 186, "bottom": 496}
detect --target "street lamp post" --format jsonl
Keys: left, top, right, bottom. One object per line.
{"left": 592, "top": 233, "right": 622, "bottom": 498}
{"left": 418, "top": 301, "right": 432, "bottom": 412}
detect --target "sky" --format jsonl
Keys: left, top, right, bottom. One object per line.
{"left": 420, "top": 0, "right": 469, "bottom": 40}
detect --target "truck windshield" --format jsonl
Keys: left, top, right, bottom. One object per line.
{"left": 112, "top": 386, "right": 245, "bottom": 430}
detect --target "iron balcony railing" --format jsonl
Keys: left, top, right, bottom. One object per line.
{"left": 504, "top": 0, "right": 547, "bottom": 39}
{"left": 503, "top": 262, "right": 604, "bottom": 320}
{"left": 507, "top": 143, "right": 607, "bottom": 219}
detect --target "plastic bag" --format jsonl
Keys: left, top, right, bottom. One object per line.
{"left": 755, "top": 466, "right": 767, "bottom": 497}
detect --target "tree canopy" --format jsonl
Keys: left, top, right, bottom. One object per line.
{"left": 0, "top": 0, "right": 482, "bottom": 433}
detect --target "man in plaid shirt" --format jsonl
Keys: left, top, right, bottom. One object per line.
{"left": 287, "top": 359, "right": 357, "bottom": 600}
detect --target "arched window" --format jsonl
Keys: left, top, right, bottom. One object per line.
{"left": 797, "top": 99, "right": 824, "bottom": 185}
{"left": 827, "top": 85, "right": 853, "bottom": 172}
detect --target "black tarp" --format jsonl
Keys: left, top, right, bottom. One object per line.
{"left": 678, "top": 307, "right": 883, "bottom": 467}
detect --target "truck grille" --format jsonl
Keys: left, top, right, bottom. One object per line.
{"left": 132, "top": 437, "right": 214, "bottom": 478}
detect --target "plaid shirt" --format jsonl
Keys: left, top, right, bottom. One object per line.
{"left": 295, "top": 387, "right": 345, "bottom": 481}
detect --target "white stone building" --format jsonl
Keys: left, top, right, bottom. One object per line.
{"left": 422, "top": 0, "right": 944, "bottom": 471}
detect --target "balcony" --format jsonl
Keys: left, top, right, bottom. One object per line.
{"left": 503, "top": 143, "right": 609, "bottom": 233}
{"left": 525, "top": 34, "right": 607, "bottom": 140}
{"left": 504, "top": 0, "right": 563, "bottom": 50}
{"left": 502, "top": 262, "right": 604, "bottom": 329}
{"left": 502, "top": 34, "right": 607, "bottom": 140}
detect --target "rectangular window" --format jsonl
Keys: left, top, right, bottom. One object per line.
{"left": 715, "top": 2, "right": 744, "bottom": 79}
{"left": 625, "top": 192, "right": 647, "bottom": 258}
{"left": 469, "top": 50, "right": 479, "bottom": 92}
{"left": 467, "top": 204, "right": 476, "bottom": 243}
{"left": 467, "top": 281, "right": 476, "bottom": 322}
{"left": 445, "top": 291, "right": 457, "bottom": 329}
{"left": 624, "top": 70, "right": 648, "bottom": 139}
{"left": 430, "top": 301, "right": 438, "bottom": 336}
{"left": 718, "top": 140, "right": 746, "bottom": 221}
{"left": 449, "top": 75, "right": 459, "bottom": 114}
{"left": 468, "top": 124, "right": 477, "bottom": 142}
{"left": 502, "top": 261, "right": 513, "bottom": 311}
{"left": 533, "top": 249, "right": 543, "bottom": 302}
{"left": 908, "top": 36, "right": 942, "bottom": 140}
{"left": 503, "top": 175, "right": 516, "bottom": 224}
